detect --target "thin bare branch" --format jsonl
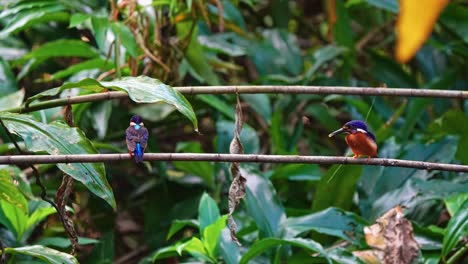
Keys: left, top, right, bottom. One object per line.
{"left": 3, "top": 85, "right": 467, "bottom": 114}
{"left": 0, "top": 153, "right": 466, "bottom": 172}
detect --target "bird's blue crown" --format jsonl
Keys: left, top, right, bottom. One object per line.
{"left": 130, "top": 115, "right": 142, "bottom": 124}
{"left": 344, "top": 120, "right": 368, "bottom": 131}
{"left": 345, "top": 120, "right": 376, "bottom": 141}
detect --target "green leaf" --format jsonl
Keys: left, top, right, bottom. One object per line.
{"left": 203, "top": 215, "right": 228, "bottom": 259}
{"left": 303, "top": 45, "right": 346, "bottom": 83}
{"left": 49, "top": 58, "right": 112, "bottom": 81}
{"left": 177, "top": 21, "right": 220, "bottom": 85}
{"left": 312, "top": 165, "right": 363, "bottom": 212}
{"left": 440, "top": 3, "right": 468, "bottom": 44}
{"left": 19, "top": 39, "right": 100, "bottom": 62}
{"left": 369, "top": 178, "right": 467, "bottom": 223}
{"left": 198, "top": 33, "right": 247, "bottom": 57}
{"left": 182, "top": 237, "right": 214, "bottom": 262}
{"left": 174, "top": 142, "right": 215, "bottom": 188}
{"left": 5, "top": 245, "right": 78, "bottom": 264}
{"left": 167, "top": 219, "right": 199, "bottom": 240}
{"left": 241, "top": 94, "right": 272, "bottom": 123}
{"left": 240, "top": 237, "right": 331, "bottom": 264}
{"left": 0, "top": 168, "right": 28, "bottom": 214}
{"left": 0, "top": 200, "right": 27, "bottom": 240}
{"left": 26, "top": 206, "right": 57, "bottom": 231}
{"left": 0, "top": 58, "right": 18, "bottom": 95}
{"left": 36, "top": 237, "right": 100, "bottom": 248}
{"left": 244, "top": 170, "right": 286, "bottom": 237}
{"left": 360, "top": 137, "right": 459, "bottom": 220}
{"left": 0, "top": 112, "right": 116, "bottom": 208}
{"left": 287, "top": 207, "right": 368, "bottom": 246}
{"left": 445, "top": 193, "right": 468, "bottom": 216}
{"left": 219, "top": 228, "right": 241, "bottom": 264}
{"left": 69, "top": 13, "right": 91, "bottom": 28}
{"left": 333, "top": 0, "right": 354, "bottom": 48}
{"left": 198, "top": 193, "right": 220, "bottom": 233}
{"left": 270, "top": 164, "right": 321, "bottom": 181}
{"left": 216, "top": 120, "right": 260, "bottom": 154}
{"left": 26, "top": 76, "right": 198, "bottom": 131}
{"left": 327, "top": 248, "right": 366, "bottom": 264}
{"left": 249, "top": 29, "right": 303, "bottom": 76}
{"left": 442, "top": 198, "right": 468, "bottom": 257}
{"left": 198, "top": 94, "right": 235, "bottom": 119}
{"left": 369, "top": 52, "right": 418, "bottom": 88}
{"left": 16, "top": 39, "right": 100, "bottom": 79}
{"left": 102, "top": 76, "right": 198, "bottom": 131}
{"left": 110, "top": 22, "right": 139, "bottom": 58}
{"left": 0, "top": 5, "right": 69, "bottom": 38}
{"left": 0, "top": 89, "right": 24, "bottom": 111}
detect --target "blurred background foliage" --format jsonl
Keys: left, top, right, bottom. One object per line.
{"left": 0, "top": 0, "right": 467, "bottom": 263}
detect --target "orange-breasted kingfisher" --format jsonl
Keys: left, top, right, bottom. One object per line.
{"left": 328, "top": 120, "right": 378, "bottom": 158}
{"left": 126, "top": 115, "right": 149, "bottom": 163}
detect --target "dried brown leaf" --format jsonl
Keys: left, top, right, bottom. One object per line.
{"left": 357, "top": 206, "right": 419, "bottom": 264}
{"left": 228, "top": 95, "right": 246, "bottom": 246}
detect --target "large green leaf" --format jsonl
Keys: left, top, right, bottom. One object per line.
{"left": 442, "top": 198, "right": 468, "bottom": 257}
{"left": 0, "top": 4, "right": 69, "bottom": 38}
{"left": 110, "top": 22, "right": 139, "bottom": 58}
{"left": 102, "top": 76, "right": 198, "bottom": 131}
{"left": 244, "top": 170, "right": 286, "bottom": 237}
{"left": 152, "top": 238, "right": 213, "bottom": 263}
{"left": 202, "top": 215, "right": 227, "bottom": 259}
{"left": 5, "top": 245, "right": 78, "bottom": 264}
{"left": 174, "top": 142, "right": 215, "bottom": 188}
{"left": 167, "top": 219, "right": 199, "bottom": 240}
{"left": 0, "top": 58, "right": 18, "bottom": 95}
{"left": 359, "top": 137, "right": 458, "bottom": 220}
{"left": 25, "top": 76, "right": 198, "bottom": 131}
{"left": 19, "top": 39, "right": 99, "bottom": 62}
{"left": 445, "top": 193, "right": 468, "bottom": 216}
{"left": 0, "top": 112, "right": 116, "bottom": 208}
{"left": 287, "top": 207, "right": 368, "bottom": 246}
{"left": 177, "top": 21, "right": 220, "bottom": 85}
{"left": 0, "top": 200, "right": 27, "bottom": 240}
{"left": 16, "top": 39, "right": 100, "bottom": 79}
{"left": 369, "top": 178, "right": 468, "bottom": 222}
{"left": 0, "top": 168, "right": 28, "bottom": 214}
{"left": 198, "top": 192, "right": 221, "bottom": 232}
{"left": 49, "top": 58, "right": 113, "bottom": 81}
{"left": 240, "top": 237, "right": 331, "bottom": 264}
{"left": 312, "top": 165, "right": 363, "bottom": 212}
{"left": 0, "top": 89, "right": 24, "bottom": 111}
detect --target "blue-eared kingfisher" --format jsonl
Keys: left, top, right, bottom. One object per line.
{"left": 125, "top": 115, "right": 149, "bottom": 163}
{"left": 328, "top": 120, "right": 378, "bottom": 158}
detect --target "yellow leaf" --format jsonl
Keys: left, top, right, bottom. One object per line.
{"left": 395, "top": 0, "right": 449, "bottom": 63}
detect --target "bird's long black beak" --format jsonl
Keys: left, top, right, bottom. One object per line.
{"left": 328, "top": 128, "right": 346, "bottom": 138}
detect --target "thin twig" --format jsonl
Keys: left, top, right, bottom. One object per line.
{"left": 2, "top": 85, "right": 467, "bottom": 114}
{"left": 0, "top": 153, "right": 466, "bottom": 172}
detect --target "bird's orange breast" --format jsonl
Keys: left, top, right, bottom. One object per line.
{"left": 345, "top": 133, "right": 378, "bottom": 157}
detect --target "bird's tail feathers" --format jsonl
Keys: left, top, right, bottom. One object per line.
{"left": 134, "top": 143, "right": 144, "bottom": 163}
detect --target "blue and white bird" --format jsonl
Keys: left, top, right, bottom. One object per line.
{"left": 328, "top": 120, "right": 378, "bottom": 158}
{"left": 125, "top": 115, "right": 149, "bottom": 163}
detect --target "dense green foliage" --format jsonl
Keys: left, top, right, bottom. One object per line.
{"left": 0, "top": 0, "right": 467, "bottom": 263}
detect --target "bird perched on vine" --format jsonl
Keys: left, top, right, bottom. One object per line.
{"left": 126, "top": 115, "right": 149, "bottom": 163}
{"left": 328, "top": 120, "right": 378, "bottom": 158}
